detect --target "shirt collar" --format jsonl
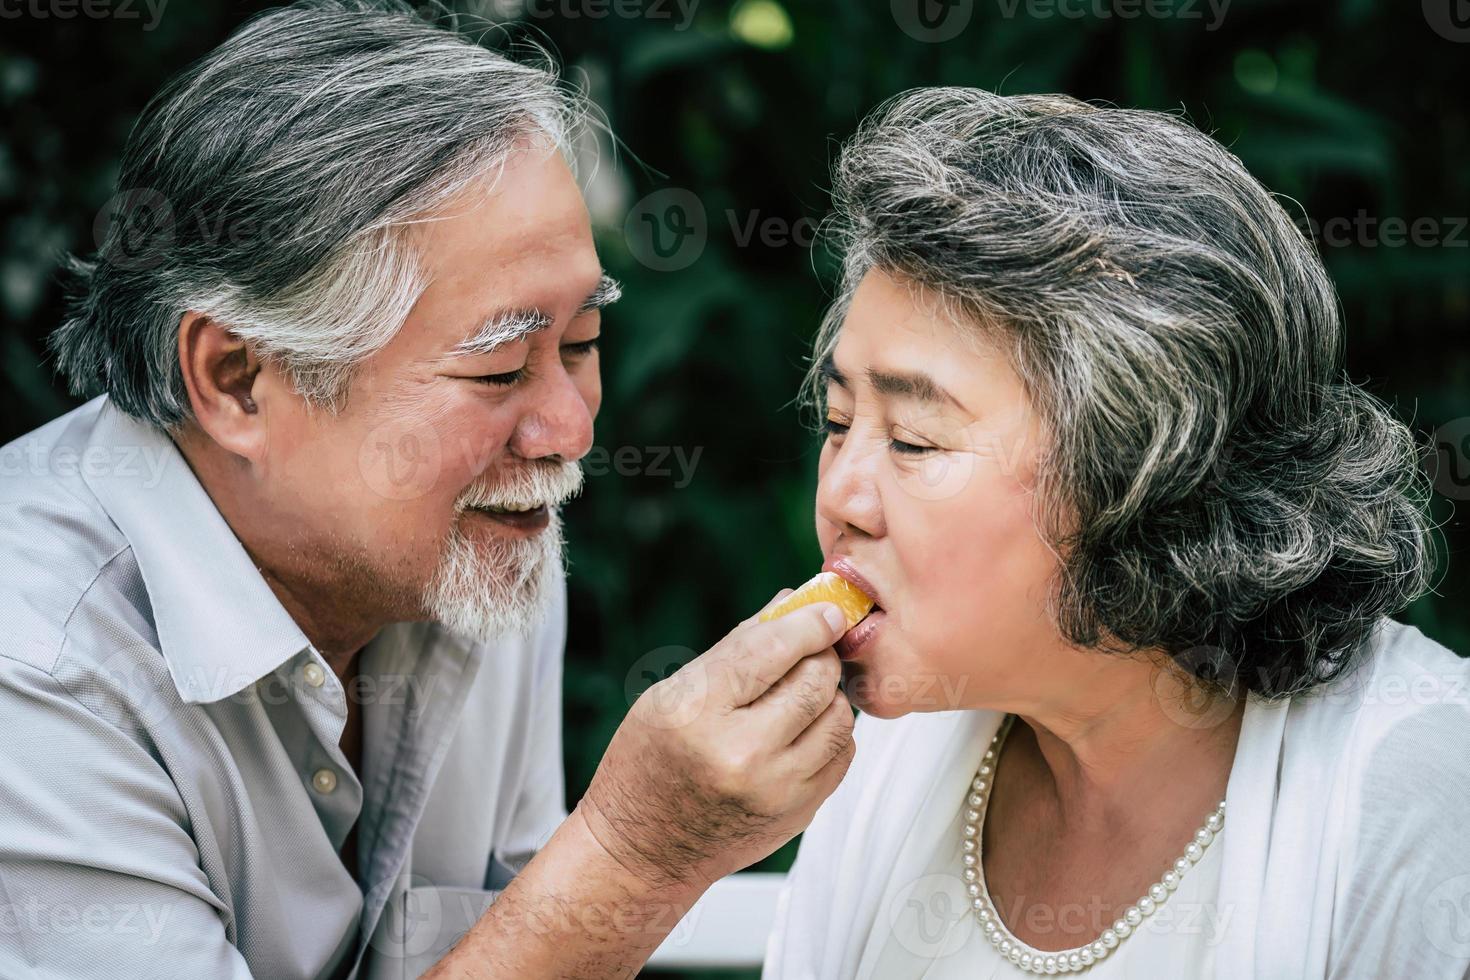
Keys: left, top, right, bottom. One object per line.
{"left": 81, "top": 397, "right": 314, "bottom": 704}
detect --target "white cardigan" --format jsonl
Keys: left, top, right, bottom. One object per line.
{"left": 763, "top": 617, "right": 1470, "bottom": 979}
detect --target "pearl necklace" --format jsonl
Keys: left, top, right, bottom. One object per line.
{"left": 959, "top": 713, "right": 1226, "bottom": 974}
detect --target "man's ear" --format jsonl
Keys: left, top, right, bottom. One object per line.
{"left": 177, "top": 311, "right": 269, "bottom": 460}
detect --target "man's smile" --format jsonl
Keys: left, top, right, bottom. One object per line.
{"left": 465, "top": 502, "right": 551, "bottom": 534}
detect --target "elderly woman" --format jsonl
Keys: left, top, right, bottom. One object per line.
{"left": 763, "top": 88, "right": 1470, "bottom": 979}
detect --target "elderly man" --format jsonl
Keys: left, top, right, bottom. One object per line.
{"left": 0, "top": 3, "right": 856, "bottom": 978}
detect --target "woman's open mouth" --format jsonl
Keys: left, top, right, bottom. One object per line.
{"left": 465, "top": 503, "right": 550, "bottom": 534}
{"left": 823, "top": 555, "right": 886, "bottom": 660}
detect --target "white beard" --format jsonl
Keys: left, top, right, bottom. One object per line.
{"left": 422, "top": 459, "right": 583, "bottom": 642}
{"left": 421, "top": 507, "right": 566, "bottom": 642}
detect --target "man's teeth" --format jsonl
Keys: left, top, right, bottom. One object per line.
{"left": 474, "top": 503, "right": 544, "bottom": 514}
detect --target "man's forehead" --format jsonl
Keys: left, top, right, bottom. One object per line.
{"left": 408, "top": 146, "right": 595, "bottom": 276}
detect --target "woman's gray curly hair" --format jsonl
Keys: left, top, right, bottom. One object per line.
{"left": 807, "top": 87, "right": 1439, "bottom": 699}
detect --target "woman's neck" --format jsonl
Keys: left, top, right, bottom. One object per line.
{"left": 1005, "top": 654, "right": 1246, "bottom": 836}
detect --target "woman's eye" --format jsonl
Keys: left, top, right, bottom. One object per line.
{"left": 471, "top": 368, "right": 526, "bottom": 387}
{"left": 822, "top": 417, "right": 850, "bottom": 437}
{"left": 890, "top": 437, "right": 935, "bottom": 456}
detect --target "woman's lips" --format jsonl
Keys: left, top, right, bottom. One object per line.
{"left": 822, "top": 555, "right": 882, "bottom": 608}
{"left": 822, "top": 555, "right": 885, "bottom": 659}
{"left": 835, "top": 608, "right": 886, "bottom": 660}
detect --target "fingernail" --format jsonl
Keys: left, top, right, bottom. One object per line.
{"left": 821, "top": 604, "right": 846, "bottom": 634}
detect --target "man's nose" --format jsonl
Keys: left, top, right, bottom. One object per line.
{"left": 815, "top": 432, "right": 885, "bottom": 539}
{"left": 510, "top": 367, "right": 595, "bottom": 463}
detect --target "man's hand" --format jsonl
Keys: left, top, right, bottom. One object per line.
{"left": 577, "top": 593, "right": 857, "bottom": 890}
{"left": 423, "top": 593, "right": 857, "bottom": 979}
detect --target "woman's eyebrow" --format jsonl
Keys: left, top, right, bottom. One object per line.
{"left": 821, "top": 353, "right": 962, "bottom": 410}
{"left": 819, "top": 354, "right": 849, "bottom": 388}
{"left": 866, "top": 367, "right": 961, "bottom": 408}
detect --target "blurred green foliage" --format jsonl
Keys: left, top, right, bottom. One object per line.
{"left": 4, "top": 2, "right": 1467, "bottom": 976}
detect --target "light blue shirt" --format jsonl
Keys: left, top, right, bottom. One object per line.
{"left": 0, "top": 396, "right": 568, "bottom": 979}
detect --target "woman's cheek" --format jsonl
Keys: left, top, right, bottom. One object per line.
{"left": 894, "top": 448, "right": 981, "bottom": 504}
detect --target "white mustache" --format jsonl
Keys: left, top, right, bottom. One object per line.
{"left": 456, "top": 461, "right": 585, "bottom": 513}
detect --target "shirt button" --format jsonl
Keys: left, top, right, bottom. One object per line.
{"left": 302, "top": 662, "right": 326, "bottom": 688}
{"left": 312, "top": 768, "right": 338, "bottom": 794}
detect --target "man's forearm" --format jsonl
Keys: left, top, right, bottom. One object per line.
{"left": 421, "top": 804, "right": 709, "bottom": 979}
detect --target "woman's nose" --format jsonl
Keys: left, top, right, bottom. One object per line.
{"left": 816, "top": 433, "right": 885, "bottom": 539}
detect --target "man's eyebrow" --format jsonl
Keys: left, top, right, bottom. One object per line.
{"left": 577, "top": 273, "right": 622, "bottom": 315}
{"left": 448, "top": 309, "right": 553, "bottom": 358}
{"left": 446, "top": 273, "right": 621, "bottom": 358}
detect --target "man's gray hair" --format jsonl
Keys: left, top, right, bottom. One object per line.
{"left": 51, "top": 0, "right": 584, "bottom": 430}
{"left": 809, "top": 87, "right": 1439, "bottom": 699}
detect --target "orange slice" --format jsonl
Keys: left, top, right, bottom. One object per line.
{"left": 759, "top": 571, "right": 874, "bottom": 631}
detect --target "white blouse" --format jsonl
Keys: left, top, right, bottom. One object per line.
{"left": 764, "top": 617, "right": 1470, "bottom": 980}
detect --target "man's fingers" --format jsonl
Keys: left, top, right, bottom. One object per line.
{"left": 744, "top": 649, "right": 843, "bottom": 744}
{"left": 788, "top": 686, "right": 856, "bottom": 779}
{"left": 717, "top": 602, "right": 848, "bottom": 707}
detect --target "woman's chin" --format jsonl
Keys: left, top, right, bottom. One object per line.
{"left": 839, "top": 638, "right": 975, "bottom": 717}
{"left": 840, "top": 662, "right": 917, "bottom": 719}
{"left": 851, "top": 698, "right": 912, "bottom": 720}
